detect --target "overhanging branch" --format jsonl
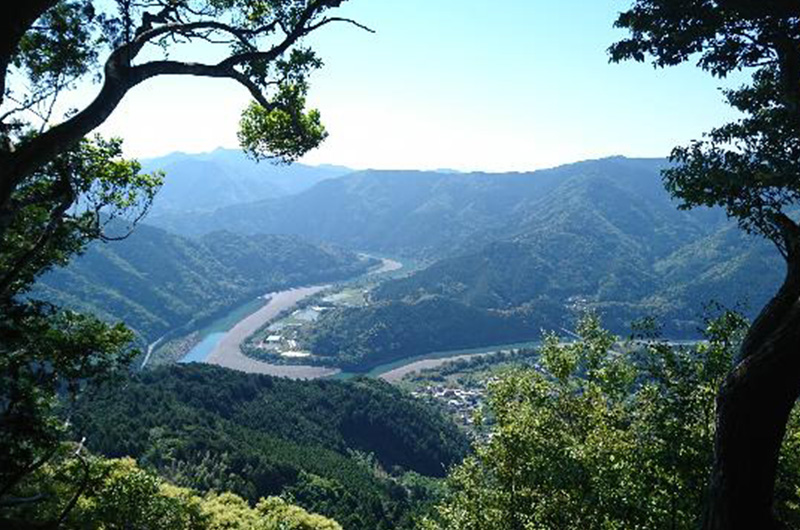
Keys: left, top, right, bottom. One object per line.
{"left": 0, "top": 0, "right": 361, "bottom": 220}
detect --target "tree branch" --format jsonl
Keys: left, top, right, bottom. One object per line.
{"left": 132, "top": 19, "right": 281, "bottom": 56}
{"left": 55, "top": 439, "right": 91, "bottom": 529}
{"left": 306, "top": 16, "right": 375, "bottom": 34}
{"left": 0, "top": 0, "right": 355, "bottom": 234}
{"left": 0, "top": 168, "right": 74, "bottom": 299}
{"left": 0, "top": 1, "right": 60, "bottom": 110}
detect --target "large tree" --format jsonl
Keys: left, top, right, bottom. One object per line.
{"left": 0, "top": 0, "right": 364, "bottom": 296}
{"left": 0, "top": 0, "right": 363, "bottom": 517}
{"left": 424, "top": 312, "right": 800, "bottom": 530}
{"left": 610, "top": 1, "right": 800, "bottom": 528}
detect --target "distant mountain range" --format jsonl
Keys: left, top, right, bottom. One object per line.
{"left": 39, "top": 154, "right": 785, "bottom": 368}
{"left": 144, "top": 163, "right": 601, "bottom": 256}
{"left": 141, "top": 148, "right": 351, "bottom": 216}
{"left": 141, "top": 155, "right": 784, "bottom": 367}
{"left": 144, "top": 157, "right": 727, "bottom": 257}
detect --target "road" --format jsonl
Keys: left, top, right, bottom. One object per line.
{"left": 204, "top": 285, "right": 340, "bottom": 379}
{"left": 378, "top": 351, "right": 504, "bottom": 382}
{"left": 140, "top": 335, "right": 166, "bottom": 369}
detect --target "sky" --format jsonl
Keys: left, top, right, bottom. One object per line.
{"left": 94, "top": 0, "right": 749, "bottom": 172}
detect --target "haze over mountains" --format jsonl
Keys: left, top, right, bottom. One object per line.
{"left": 38, "top": 151, "right": 784, "bottom": 366}
{"left": 141, "top": 148, "right": 351, "bottom": 215}
{"left": 146, "top": 155, "right": 781, "bottom": 345}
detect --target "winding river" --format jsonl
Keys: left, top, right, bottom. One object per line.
{"left": 174, "top": 256, "right": 536, "bottom": 381}
{"left": 203, "top": 285, "right": 337, "bottom": 379}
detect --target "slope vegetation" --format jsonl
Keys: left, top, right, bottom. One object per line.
{"left": 73, "top": 364, "right": 470, "bottom": 530}
{"left": 125, "top": 156, "right": 784, "bottom": 367}
{"left": 35, "top": 223, "right": 373, "bottom": 343}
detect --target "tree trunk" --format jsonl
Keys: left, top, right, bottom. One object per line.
{"left": 703, "top": 226, "right": 800, "bottom": 530}
{"left": 0, "top": 1, "right": 59, "bottom": 108}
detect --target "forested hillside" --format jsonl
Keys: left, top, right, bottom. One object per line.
{"left": 72, "top": 364, "right": 470, "bottom": 530}
{"left": 301, "top": 295, "right": 539, "bottom": 370}
{"left": 34, "top": 224, "right": 373, "bottom": 343}
{"left": 147, "top": 160, "right": 630, "bottom": 256}
{"left": 302, "top": 232, "right": 779, "bottom": 370}
{"left": 145, "top": 157, "right": 732, "bottom": 261}
{"left": 140, "top": 156, "right": 784, "bottom": 368}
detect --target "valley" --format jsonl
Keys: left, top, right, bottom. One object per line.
{"left": 203, "top": 285, "right": 337, "bottom": 379}
{"left": 37, "top": 155, "right": 785, "bottom": 377}
{"left": 143, "top": 157, "right": 782, "bottom": 368}
{"left": 15, "top": 151, "right": 794, "bottom": 530}
{"left": 8, "top": 4, "right": 800, "bottom": 530}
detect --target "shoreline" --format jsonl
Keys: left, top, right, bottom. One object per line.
{"left": 203, "top": 285, "right": 339, "bottom": 379}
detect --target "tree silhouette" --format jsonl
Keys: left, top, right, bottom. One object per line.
{"left": 611, "top": 1, "right": 800, "bottom": 528}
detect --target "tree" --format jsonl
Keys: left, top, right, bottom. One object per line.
{"left": 609, "top": 2, "right": 800, "bottom": 528}
{"left": 2, "top": 452, "right": 343, "bottom": 529}
{"left": 1, "top": 0, "right": 366, "bottom": 299}
{"left": 422, "top": 313, "right": 800, "bottom": 530}
{"left": 0, "top": 0, "right": 364, "bottom": 519}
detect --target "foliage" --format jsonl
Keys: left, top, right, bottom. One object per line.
{"left": 422, "top": 313, "right": 800, "bottom": 530}
{"left": 2, "top": 1, "right": 352, "bottom": 159}
{"left": 70, "top": 364, "right": 469, "bottom": 530}
{"left": 0, "top": 0, "right": 358, "bottom": 520}
{"left": 665, "top": 65, "right": 800, "bottom": 247}
{"left": 0, "top": 304, "right": 135, "bottom": 504}
{"left": 609, "top": 0, "right": 800, "bottom": 252}
{"left": 0, "top": 135, "right": 161, "bottom": 299}
{"left": 301, "top": 296, "right": 540, "bottom": 370}
{"left": 239, "top": 84, "right": 328, "bottom": 163}
{"left": 610, "top": 2, "right": 800, "bottom": 525}
{"left": 0, "top": 135, "right": 157, "bottom": 503}
{"left": 2, "top": 451, "right": 341, "bottom": 529}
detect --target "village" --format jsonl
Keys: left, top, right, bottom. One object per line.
{"left": 410, "top": 383, "right": 486, "bottom": 430}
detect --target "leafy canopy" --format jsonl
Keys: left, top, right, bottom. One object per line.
{"left": 0, "top": 0, "right": 362, "bottom": 521}
{"left": 4, "top": 451, "right": 342, "bottom": 529}
{"left": 609, "top": 0, "right": 800, "bottom": 256}
{"left": 423, "top": 312, "right": 800, "bottom": 530}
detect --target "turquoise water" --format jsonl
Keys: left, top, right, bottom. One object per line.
{"left": 180, "top": 332, "right": 226, "bottom": 364}
{"left": 173, "top": 297, "right": 267, "bottom": 364}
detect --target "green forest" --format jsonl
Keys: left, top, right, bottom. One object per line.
{"left": 70, "top": 365, "right": 468, "bottom": 529}
{"left": 35, "top": 224, "right": 374, "bottom": 344}
{"left": 3, "top": 1, "right": 800, "bottom": 530}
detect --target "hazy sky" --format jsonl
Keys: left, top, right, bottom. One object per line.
{"left": 95, "top": 0, "right": 747, "bottom": 172}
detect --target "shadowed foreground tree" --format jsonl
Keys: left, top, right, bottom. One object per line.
{"left": 0, "top": 0, "right": 365, "bottom": 521}
{"left": 610, "top": 1, "right": 800, "bottom": 528}
{"left": 423, "top": 313, "right": 800, "bottom": 530}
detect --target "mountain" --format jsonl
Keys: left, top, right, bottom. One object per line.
{"left": 301, "top": 232, "right": 781, "bottom": 371}
{"left": 73, "top": 364, "right": 470, "bottom": 530}
{"left": 144, "top": 157, "right": 726, "bottom": 257}
{"left": 301, "top": 295, "right": 540, "bottom": 370}
{"left": 141, "top": 148, "right": 351, "bottom": 216}
{"left": 140, "top": 156, "right": 783, "bottom": 367}
{"left": 34, "top": 223, "right": 374, "bottom": 343}
{"left": 145, "top": 164, "right": 586, "bottom": 256}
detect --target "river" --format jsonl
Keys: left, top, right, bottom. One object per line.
{"left": 202, "top": 285, "right": 338, "bottom": 379}
{"left": 369, "top": 340, "right": 541, "bottom": 381}
{"left": 175, "top": 255, "right": 538, "bottom": 381}
{"left": 177, "top": 256, "right": 403, "bottom": 378}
